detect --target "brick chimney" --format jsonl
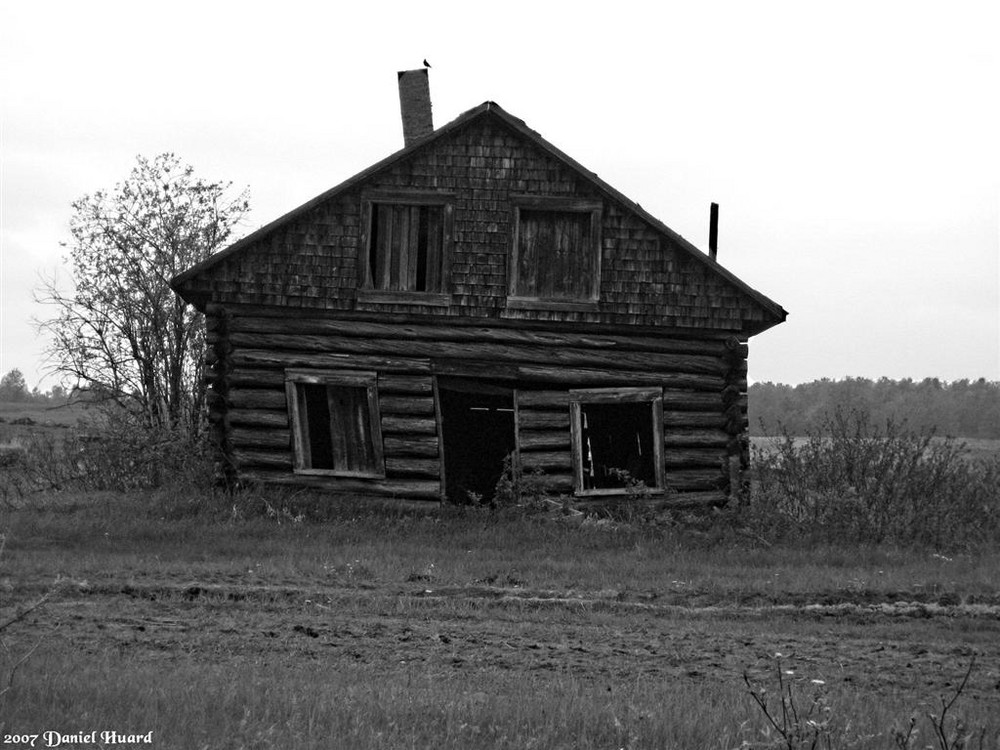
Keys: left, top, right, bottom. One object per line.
{"left": 397, "top": 69, "right": 433, "bottom": 147}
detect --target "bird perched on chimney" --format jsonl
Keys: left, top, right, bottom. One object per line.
{"left": 423, "top": 59, "right": 431, "bottom": 68}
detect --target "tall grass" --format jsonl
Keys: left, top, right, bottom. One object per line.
{"left": 745, "top": 410, "right": 1000, "bottom": 549}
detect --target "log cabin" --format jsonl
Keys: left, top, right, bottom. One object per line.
{"left": 170, "top": 69, "right": 787, "bottom": 509}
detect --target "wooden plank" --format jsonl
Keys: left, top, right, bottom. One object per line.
{"left": 233, "top": 449, "right": 293, "bottom": 470}
{"left": 663, "top": 429, "right": 731, "bottom": 448}
{"left": 664, "top": 448, "right": 727, "bottom": 468}
{"left": 379, "top": 396, "right": 436, "bottom": 416}
{"left": 230, "top": 427, "right": 290, "bottom": 450}
{"left": 241, "top": 469, "right": 442, "bottom": 500}
{"left": 228, "top": 409, "right": 289, "bottom": 429}
{"left": 378, "top": 375, "right": 434, "bottom": 395}
{"left": 661, "top": 391, "right": 724, "bottom": 411}
{"left": 517, "top": 390, "right": 569, "bottom": 409}
{"left": 518, "top": 365, "right": 725, "bottom": 391}
{"left": 380, "top": 416, "right": 438, "bottom": 435}
{"left": 517, "top": 430, "right": 571, "bottom": 451}
{"left": 663, "top": 412, "right": 727, "bottom": 429}
{"left": 383, "top": 435, "right": 439, "bottom": 458}
{"left": 232, "top": 350, "right": 431, "bottom": 374}
{"left": 518, "top": 411, "right": 570, "bottom": 430}
{"left": 228, "top": 388, "right": 287, "bottom": 410}
{"left": 385, "top": 457, "right": 440, "bottom": 478}
{"left": 519, "top": 451, "right": 572, "bottom": 471}
{"left": 663, "top": 469, "right": 726, "bottom": 492}
{"left": 227, "top": 368, "right": 286, "bottom": 388}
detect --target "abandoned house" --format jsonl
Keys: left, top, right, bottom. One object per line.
{"left": 170, "top": 69, "right": 787, "bottom": 508}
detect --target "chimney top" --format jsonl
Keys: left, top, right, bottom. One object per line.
{"left": 709, "top": 202, "right": 719, "bottom": 261}
{"left": 397, "top": 69, "right": 433, "bottom": 147}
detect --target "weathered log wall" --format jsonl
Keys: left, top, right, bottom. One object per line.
{"left": 205, "top": 305, "right": 749, "bottom": 507}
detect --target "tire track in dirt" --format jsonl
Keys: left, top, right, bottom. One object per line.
{"left": 5, "top": 578, "right": 1000, "bottom": 704}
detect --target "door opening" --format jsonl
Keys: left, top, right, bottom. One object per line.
{"left": 438, "top": 378, "right": 516, "bottom": 504}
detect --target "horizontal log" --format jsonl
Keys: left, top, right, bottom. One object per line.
{"left": 378, "top": 375, "right": 434, "bottom": 395}
{"left": 663, "top": 412, "right": 727, "bottom": 429}
{"left": 517, "top": 365, "right": 727, "bottom": 392}
{"left": 241, "top": 469, "right": 442, "bottom": 501}
{"left": 432, "top": 360, "right": 521, "bottom": 380}
{"left": 518, "top": 411, "right": 570, "bottom": 430}
{"left": 227, "top": 409, "right": 290, "bottom": 429}
{"left": 227, "top": 368, "right": 286, "bottom": 387}
{"left": 655, "top": 490, "right": 728, "bottom": 509}
{"left": 517, "top": 430, "right": 571, "bottom": 451}
{"left": 663, "top": 429, "right": 732, "bottom": 448}
{"left": 661, "top": 390, "right": 724, "bottom": 411}
{"left": 231, "top": 427, "right": 290, "bottom": 450}
{"left": 223, "top": 314, "right": 733, "bottom": 357}
{"left": 233, "top": 449, "right": 293, "bottom": 470}
{"left": 664, "top": 448, "right": 727, "bottom": 468}
{"left": 663, "top": 469, "right": 727, "bottom": 492}
{"left": 380, "top": 416, "right": 438, "bottom": 435}
{"left": 379, "top": 396, "right": 436, "bottom": 416}
{"left": 383, "top": 435, "right": 440, "bottom": 457}
{"left": 532, "top": 473, "right": 575, "bottom": 493}
{"left": 517, "top": 390, "right": 569, "bottom": 409}
{"left": 225, "top": 332, "right": 728, "bottom": 377}
{"left": 228, "top": 388, "right": 287, "bottom": 410}
{"left": 385, "top": 457, "right": 441, "bottom": 478}
{"left": 519, "top": 451, "right": 572, "bottom": 471}
{"left": 232, "top": 349, "right": 431, "bottom": 374}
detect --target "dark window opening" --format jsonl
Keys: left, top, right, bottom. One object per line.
{"left": 368, "top": 203, "right": 444, "bottom": 292}
{"left": 579, "top": 401, "right": 657, "bottom": 490}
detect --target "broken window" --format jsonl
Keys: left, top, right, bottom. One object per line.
{"left": 285, "top": 370, "right": 384, "bottom": 477}
{"left": 509, "top": 197, "right": 601, "bottom": 304}
{"left": 570, "top": 387, "right": 664, "bottom": 494}
{"left": 362, "top": 193, "right": 453, "bottom": 295}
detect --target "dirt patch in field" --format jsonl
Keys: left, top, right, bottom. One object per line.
{"left": 6, "top": 576, "right": 1000, "bottom": 705}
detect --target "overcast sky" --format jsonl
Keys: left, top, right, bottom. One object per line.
{"left": 2, "top": 1, "right": 998, "bottom": 389}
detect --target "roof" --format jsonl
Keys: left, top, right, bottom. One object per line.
{"left": 171, "top": 101, "right": 787, "bottom": 332}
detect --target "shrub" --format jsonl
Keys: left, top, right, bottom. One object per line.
{"left": 745, "top": 409, "right": 1000, "bottom": 548}
{"left": 0, "top": 410, "right": 214, "bottom": 504}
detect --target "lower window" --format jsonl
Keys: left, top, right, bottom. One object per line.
{"left": 570, "top": 388, "right": 664, "bottom": 494}
{"left": 285, "top": 370, "right": 384, "bottom": 477}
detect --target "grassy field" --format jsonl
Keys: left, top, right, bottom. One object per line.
{"left": 3, "top": 491, "right": 1000, "bottom": 749}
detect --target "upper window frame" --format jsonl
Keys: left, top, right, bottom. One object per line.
{"left": 507, "top": 195, "right": 602, "bottom": 312}
{"left": 358, "top": 190, "right": 455, "bottom": 306}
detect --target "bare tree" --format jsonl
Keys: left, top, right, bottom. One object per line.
{"left": 38, "top": 153, "right": 249, "bottom": 435}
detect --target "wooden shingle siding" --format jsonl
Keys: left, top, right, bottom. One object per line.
{"left": 180, "top": 117, "right": 777, "bottom": 333}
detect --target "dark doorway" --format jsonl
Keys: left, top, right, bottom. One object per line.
{"left": 438, "top": 378, "right": 516, "bottom": 504}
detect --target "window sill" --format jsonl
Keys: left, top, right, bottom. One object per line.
{"left": 356, "top": 290, "right": 451, "bottom": 307}
{"left": 503, "top": 296, "right": 599, "bottom": 313}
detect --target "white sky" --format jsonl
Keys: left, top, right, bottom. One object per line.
{"left": 2, "top": 0, "right": 998, "bottom": 388}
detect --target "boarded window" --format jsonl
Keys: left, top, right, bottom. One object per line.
{"left": 285, "top": 370, "right": 384, "bottom": 477}
{"left": 510, "top": 199, "right": 601, "bottom": 303}
{"left": 570, "top": 388, "right": 664, "bottom": 494}
{"left": 367, "top": 203, "right": 445, "bottom": 292}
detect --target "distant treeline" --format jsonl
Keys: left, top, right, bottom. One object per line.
{"left": 748, "top": 378, "right": 1000, "bottom": 438}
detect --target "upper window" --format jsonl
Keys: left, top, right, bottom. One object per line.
{"left": 508, "top": 197, "right": 601, "bottom": 308}
{"left": 569, "top": 387, "right": 664, "bottom": 495}
{"left": 285, "top": 370, "right": 384, "bottom": 478}
{"left": 361, "top": 192, "right": 453, "bottom": 300}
